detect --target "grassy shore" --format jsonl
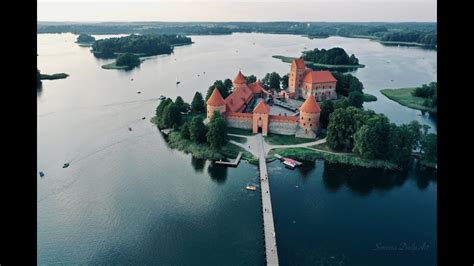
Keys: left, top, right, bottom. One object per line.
{"left": 380, "top": 87, "right": 436, "bottom": 113}
{"left": 40, "top": 73, "right": 69, "bottom": 80}
{"left": 268, "top": 147, "right": 400, "bottom": 170}
{"left": 272, "top": 55, "right": 365, "bottom": 69}
{"left": 264, "top": 133, "right": 316, "bottom": 145}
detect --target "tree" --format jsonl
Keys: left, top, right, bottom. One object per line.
{"left": 245, "top": 75, "right": 257, "bottom": 84}
{"left": 326, "top": 107, "right": 366, "bottom": 151}
{"left": 189, "top": 116, "right": 207, "bottom": 143}
{"left": 353, "top": 115, "right": 391, "bottom": 160}
{"left": 319, "top": 100, "right": 334, "bottom": 129}
{"left": 181, "top": 122, "right": 191, "bottom": 139}
{"left": 207, "top": 111, "right": 227, "bottom": 149}
{"left": 348, "top": 91, "right": 364, "bottom": 109}
{"left": 175, "top": 96, "right": 189, "bottom": 113}
{"left": 191, "top": 92, "right": 205, "bottom": 114}
{"left": 161, "top": 102, "right": 181, "bottom": 129}
{"left": 156, "top": 98, "right": 172, "bottom": 118}
{"left": 281, "top": 74, "right": 289, "bottom": 89}
{"left": 332, "top": 72, "right": 364, "bottom": 96}
{"left": 116, "top": 53, "right": 141, "bottom": 68}
{"left": 334, "top": 97, "right": 349, "bottom": 109}
{"left": 421, "top": 133, "right": 437, "bottom": 163}
{"left": 262, "top": 72, "right": 281, "bottom": 91}
{"left": 387, "top": 124, "right": 414, "bottom": 166}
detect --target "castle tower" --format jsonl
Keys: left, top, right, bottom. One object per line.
{"left": 206, "top": 88, "right": 226, "bottom": 119}
{"left": 299, "top": 95, "right": 320, "bottom": 131}
{"left": 289, "top": 59, "right": 306, "bottom": 97}
{"left": 252, "top": 101, "right": 269, "bottom": 136}
{"left": 233, "top": 70, "right": 246, "bottom": 86}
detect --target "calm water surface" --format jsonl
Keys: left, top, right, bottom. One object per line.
{"left": 37, "top": 33, "right": 437, "bottom": 265}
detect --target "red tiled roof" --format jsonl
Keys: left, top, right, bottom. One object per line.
{"left": 225, "top": 84, "right": 254, "bottom": 112}
{"left": 303, "top": 70, "right": 337, "bottom": 84}
{"left": 293, "top": 58, "right": 306, "bottom": 69}
{"left": 207, "top": 88, "right": 226, "bottom": 106}
{"left": 300, "top": 95, "right": 321, "bottom": 113}
{"left": 233, "top": 70, "right": 246, "bottom": 84}
{"left": 253, "top": 101, "right": 269, "bottom": 114}
{"left": 248, "top": 80, "right": 264, "bottom": 94}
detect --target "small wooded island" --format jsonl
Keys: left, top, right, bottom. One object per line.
{"left": 92, "top": 33, "right": 193, "bottom": 70}
{"left": 37, "top": 69, "right": 69, "bottom": 88}
{"left": 75, "top": 34, "right": 95, "bottom": 46}
{"left": 273, "top": 47, "right": 365, "bottom": 72}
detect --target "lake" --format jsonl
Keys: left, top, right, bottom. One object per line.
{"left": 37, "top": 32, "right": 437, "bottom": 265}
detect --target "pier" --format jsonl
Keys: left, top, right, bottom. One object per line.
{"left": 215, "top": 152, "right": 243, "bottom": 167}
{"left": 257, "top": 134, "right": 279, "bottom": 265}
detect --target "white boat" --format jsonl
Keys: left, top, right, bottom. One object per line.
{"left": 245, "top": 185, "right": 257, "bottom": 191}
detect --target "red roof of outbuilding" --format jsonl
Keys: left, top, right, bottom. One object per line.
{"left": 225, "top": 84, "right": 254, "bottom": 112}
{"left": 253, "top": 101, "right": 269, "bottom": 114}
{"left": 303, "top": 70, "right": 337, "bottom": 83}
{"left": 233, "top": 70, "right": 246, "bottom": 84}
{"left": 300, "top": 95, "right": 321, "bottom": 113}
{"left": 207, "top": 88, "right": 226, "bottom": 106}
{"left": 293, "top": 58, "right": 306, "bottom": 69}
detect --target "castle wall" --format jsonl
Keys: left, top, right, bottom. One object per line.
{"left": 268, "top": 115, "right": 299, "bottom": 135}
{"left": 225, "top": 112, "right": 253, "bottom": 130}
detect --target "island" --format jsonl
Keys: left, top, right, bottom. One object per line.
{"left": 75, "top": 33, "right": 95, "bottom": 46}
{"left": 101, "top": 53, "right": 144, "bottom": 70}
{"left": 381, "top": 82, "right": 437, "bottom": 113}
{"left": 151, "top": 59, "right": 436, "bottom": 170}
{"left": 92, "top": 33, "right": 192, "bottom": 58}
{"left": 37, "top": 68, "right": 69, "bottom": 88}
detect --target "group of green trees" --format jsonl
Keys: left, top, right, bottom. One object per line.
{"left": 302, "top": 47, "right": 360, "bottom": 66}
{"left": 155, "top": 92, "right": 227, "bottom": 150}
{"left": 380, "top": 31, "right": 437, "bottom": 47}
{"left": 115, "top": 53, "right": 141, "bottom": 68}
{"left": 325, "top": 106, "right": 437, "bottom": 167}
{"left": 331, "top": 72, "right": 364, "bottom": 96}
{"left": 91, "top": 34, "right": 192, "bottom": 58}
{"left": 412, "top": 82, "right": 437, "bottom": 109}
{"left": 76, "top": 34, "right": 95, "bottom": 43}
{"left": 205, "top": 79, "right": 233, "bottom": 101}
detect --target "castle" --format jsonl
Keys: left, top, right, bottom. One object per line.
{"left": 206, "top": 59, "right": 337, "bottom": 138}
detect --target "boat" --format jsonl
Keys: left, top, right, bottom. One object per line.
{"left": 62, "top": 163, "right": 70, "bottom": 168}
{"left": 39, "top": 171, "right": 45, "bottom": 177}
{"left": 129, "top": 127, "right": 132, "bottom": 131}
{"left": 142, "top": 117, "right": 146, "bottom": 120}
{"left": 176, "top": 81, "right": 180, "bottom": 85}
{"left": 137, "top": 91, "right": 141, "bottom": 94}
{"left": 245, "top": 185, "right": 257, "bottom": 191}
{"left": 159, "top": 95, "right": 166, "bottom": 100}
{"left": 283, "top": 158, "right": 297, "bottom": 169}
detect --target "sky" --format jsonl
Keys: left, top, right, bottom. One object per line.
{"left": 37, "top": 0, "right": 437, "bottom": 22}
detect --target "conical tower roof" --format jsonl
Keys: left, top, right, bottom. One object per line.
{"left": 233, "top": 70, "right": 246, "bottom": 84}
{"left": 207, "top": 88, "right": 226, "bottom": 106}
{"left": 300, "top": 95, "right": 321, "bottom": 113}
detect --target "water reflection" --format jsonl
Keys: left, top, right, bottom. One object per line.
{"left": 191, "top": 157, "right": 206, "bottom": 173}
{"left": 207, "top": 163, "right": 228, "bottom": 184}
{"left": 321, "top": 162, "right": 436, "bottom": 196}
{"left": 296, "top": 160, "right": 316, "bottom": 178}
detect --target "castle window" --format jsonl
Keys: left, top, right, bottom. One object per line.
{"left": 304, "top": 123, "right": 306, "bottom": 126}
{"left": 310, "top": 124, "right": 312, "bottom": 127}
{"left": 308, "top": 118, "right": 311, "bottom": 121}
{"left": 259, "top": 117, "right": 262, "bottom": 120}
